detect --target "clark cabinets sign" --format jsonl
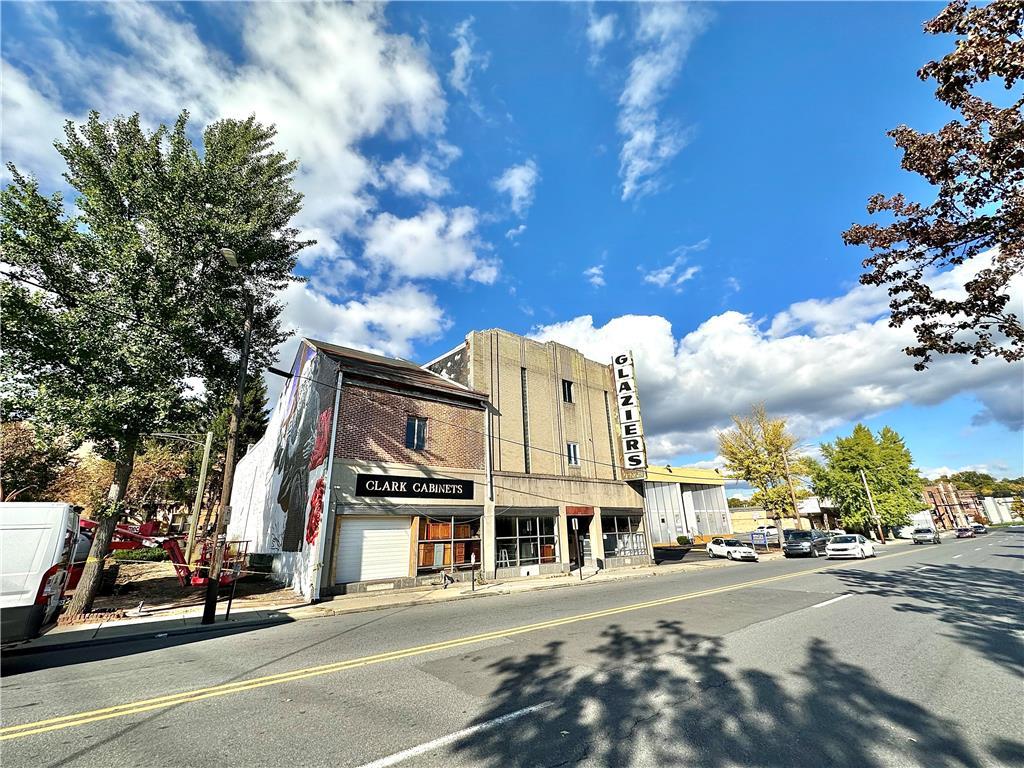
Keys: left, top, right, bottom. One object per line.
{"left": 355, "top": 474, "right": 474, "bottom": 500}
{"left": 613, "top": 352, "right": 647, "bottom": 470}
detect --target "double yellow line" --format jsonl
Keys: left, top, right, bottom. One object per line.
{"left": 1, "top": 548, "right": 918, "bottom": 742}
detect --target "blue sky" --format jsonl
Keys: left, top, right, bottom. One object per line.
{"left": 2, "top": 2, "right": 1021, "bottom": 482}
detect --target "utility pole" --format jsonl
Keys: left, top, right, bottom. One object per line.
{"left": 782, "top": 451, "right": 802, "bottom": 533}
{"left": 859, "top": 468, "right": 886, "bottom": 544}
{"left": 184, "top": 431, "right": 214, "bottom": 564}
{"left": 202, "top": 295, "right": 253, "bottom": 624}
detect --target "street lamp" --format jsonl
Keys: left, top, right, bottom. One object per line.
{"left": 202, "top": 247, "right": 254, "bottom": 625}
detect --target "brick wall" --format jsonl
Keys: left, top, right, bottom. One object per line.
{"left": 335, "top": 384, "right": 485, "bottom": 469}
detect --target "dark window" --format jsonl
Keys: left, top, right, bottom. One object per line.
{"left": 521, "top": 368, "right": 531, "bottom": 473}
{"left": 602, "top": 515, "right": 646, "bottom": 558}
{"left": 417, "top": 516, "right": 481, "bottom": 574}
{"left": 405, "top": 416, "right": 427, "bottom": 450}
{"left": 567, "top": 442, "right": 580, "bottom": 467}
{"left": 495, "top": 516, "right": 558, "bottom": 568}
{"left": 562, "top": 379, "right": 574, "bottom": 403}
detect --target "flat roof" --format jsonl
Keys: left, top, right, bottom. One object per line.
{"left": 644, "top": 465, "right": 726, "bottom": 486}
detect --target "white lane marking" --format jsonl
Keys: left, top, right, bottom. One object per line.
{"left": 974, "top": 547, "right": 982, "bottom": 551}
{"left": 356, "top": 702, "right": 555, "bottom": 768}
{"left": 812, "top": 594, "right": 852, "bottom": 609}
{"left": 953, "top": 554, "right": 962, "bottom": 559}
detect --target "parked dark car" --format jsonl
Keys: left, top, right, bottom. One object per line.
{"left": 971, "top": 523, "right": 988, "bottom": 535}
{"left": 783, "top": 529, "right": 829, "bottom": 558}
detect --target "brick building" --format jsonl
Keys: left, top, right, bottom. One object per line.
{"left": 922, "top": 482, "right": 983, "bottom": 529}
{"left": 228, "top": 339, "right": 489, "bottom": 598}
{"left": 229, "top": 331, "right": 649, "bottom": 598}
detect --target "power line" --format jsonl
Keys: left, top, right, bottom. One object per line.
{"left": 274, "top": 369, "right": 643, "bottom": 475}
{"left": 1, "top": 270, "right": 178, "bottom": 338}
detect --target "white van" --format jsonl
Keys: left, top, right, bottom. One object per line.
{"left": 1, "top": 502, "right": 80, "bottom": 646}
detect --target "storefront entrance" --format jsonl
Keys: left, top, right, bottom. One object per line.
{"left": 567, "top": 506, "right": 594, "bottom": 571}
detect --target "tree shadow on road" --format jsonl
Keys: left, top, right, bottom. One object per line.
{"left": 829, "top": 562, "right": 1023, "bottom": 677}
{"left": 452, "top": 619, "right": 998, "bottom": 767}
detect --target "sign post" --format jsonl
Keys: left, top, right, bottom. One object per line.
{"left": 572, "top": 517, "right": 583, "bottom": 581}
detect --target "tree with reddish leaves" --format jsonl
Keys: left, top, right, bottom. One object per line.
{"left": 843, "top": 0, "right": 1023, "bottom": 369}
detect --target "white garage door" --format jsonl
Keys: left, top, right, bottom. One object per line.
{"left": 335, "top": 517, "right": 411, "bottom": 584}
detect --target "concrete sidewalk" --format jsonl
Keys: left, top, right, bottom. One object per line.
{"left": 10, "top": 539, "right": 911, "bottom": 655}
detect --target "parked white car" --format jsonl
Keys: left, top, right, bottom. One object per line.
{"left": 707, "top": 538, "right": 760, "bottom": 562}
{"left": 825, "top": 534, "right": 876, "bottom": 560}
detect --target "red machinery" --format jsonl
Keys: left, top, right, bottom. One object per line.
{"left": 71, "top": 519, "right": 248, "bottom": 590}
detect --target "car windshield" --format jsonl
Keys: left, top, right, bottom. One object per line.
{"left": 832, "top": 535, "right": 857, "bottom": 543}
{"left": 913, "top": 528, "right": 932, "bottom": 534}
{"left": 788, "top": 531, "right": 812, "bottom": 540}
{"left": 724, "top": 540, "right": 744, "bottom": 547}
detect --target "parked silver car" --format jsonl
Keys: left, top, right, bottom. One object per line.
{"left": 911, "top": 527, "right": 941, "bottom": 544}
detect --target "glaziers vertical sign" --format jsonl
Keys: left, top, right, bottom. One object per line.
{"left": 612, "top": 351, "right": 647, "bottom": 470}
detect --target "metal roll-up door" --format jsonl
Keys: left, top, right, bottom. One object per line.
{"left": 335, "top": 517, "right": 411, "bottom": 583}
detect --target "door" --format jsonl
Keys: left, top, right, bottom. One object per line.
{"left": 335, "top": 517, "right": 411, "bottom": 584}
{"left": 568, "top": 517, "right": 591, "bottom": 570}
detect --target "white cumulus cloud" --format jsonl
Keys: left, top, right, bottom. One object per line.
{"left": 533, "top": 259, "right": 1023, "bottom": 464}
{"left": 363, "top": 205, "right": 497, "bottom": 284}
{"left": 586, "top": 7, "right": 617, "bottom": 65}
{"left": 448, "top": 17, "right": 489, "bottom": 97}
{"left": 618, "top": 4, "right": 709, "bottom": 200}
{"left": 584, "top": 265, "right": 606, "bottom": 287}
{"left": 493, "top": 160, "right": 540, "bottom": 217}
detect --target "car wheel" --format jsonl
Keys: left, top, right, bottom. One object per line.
{"left": 726, "top": 552, "right": 733, "bottom": 561}
{"left": 707, "top": 551, "right": 714, "bottom": 558}
{"left": 811, "top": 548, "right": 820, "bottom": 558}
{"left": 858, "top": 548, "right": 866, "bottom": 560}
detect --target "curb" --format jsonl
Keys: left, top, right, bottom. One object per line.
{"left": 9, "top": 552, "right": 787, "bottom": 656}
{"left": 5, "top": 615, "right": 296, "bottom": 656}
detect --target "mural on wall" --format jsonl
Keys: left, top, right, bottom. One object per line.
{"left": 263, "top": 343, "right": 336, "bottom": 554}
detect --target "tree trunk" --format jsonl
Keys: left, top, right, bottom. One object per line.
{"left": 65, "top": 437, "right": 137, "bottom": 616}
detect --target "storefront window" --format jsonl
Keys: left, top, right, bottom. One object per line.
{"left": 602, "top": 515, "right": 646, "bottom": 558}
{"left": 495, "top": 516, "right": 558, "bottom": 568}
{"left": 417, "top": 515, "right": 481, "bottom": 574}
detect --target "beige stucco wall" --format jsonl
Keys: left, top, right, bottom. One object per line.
{"left": 467, "top": 329, "right": 621, "bottom": 481}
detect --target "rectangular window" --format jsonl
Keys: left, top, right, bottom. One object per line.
{"left": 601, "top": 514, "right": 647, "bottom": 558}
{"left": 566, "top": 442, "right": 580, "bottom": 467}
{"left": 562, "top": 379, "right": 574, "bottom": 403}
{"left": 495, "top": 516, "right": 559, "bottom": 568}
{"left": 417, "top": 516, "right": 481, "bottom": 574}
{"left": 405, "top": 416, "right": 427, "bottom": 450}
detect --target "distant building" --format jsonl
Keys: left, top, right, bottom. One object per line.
{"left": 922, "top": 482, "right": 983, "bottom": 529}
{"left": 980, "top": 496, "right": 1019, "bottom": 525}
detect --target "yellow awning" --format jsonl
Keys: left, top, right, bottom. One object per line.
{"left": 644, "top": 465, "right": 725, "bottom": 486}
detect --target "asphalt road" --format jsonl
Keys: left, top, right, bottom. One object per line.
{"left": 3, "top": 531, "right": 1022, "bottom": 768}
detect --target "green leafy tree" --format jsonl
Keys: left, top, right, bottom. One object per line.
{"left": 718, "top": 405, "right": 807, "bottom": 536}
{"left": 810, "top": 424, "right": 924, "bottom": 533}
{"left": 727, "top": 496, "right": 752, "bottom": 509}
{"left": 843, "top": 1, "right": 1023, "bottom": 369}
{"left": 0, "top": 421, "right": 75, "bottom": 501}
{"left": 200, "top": 376, "right": 270, "bottom": 516}
{"left": 1010, "top": 497, "right": 1024, "bottom": 520}
{"left": 1, "top": 111, "right": 308, "bottom": 615}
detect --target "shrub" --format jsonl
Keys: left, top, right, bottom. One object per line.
{"left": 677, "top": 535, "right": 691, "bottom": 547}
{"left": 110, "top": 547, "right": 169, "bottom": 562}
